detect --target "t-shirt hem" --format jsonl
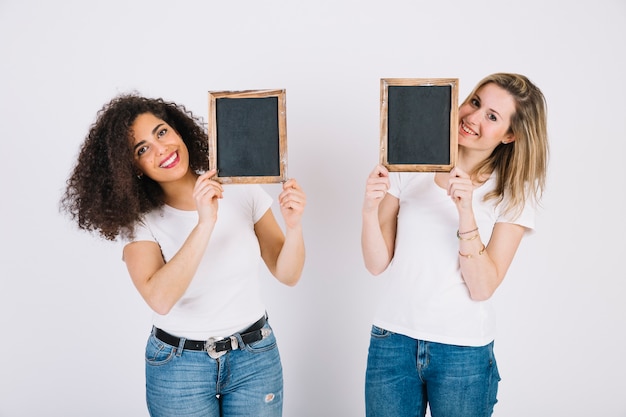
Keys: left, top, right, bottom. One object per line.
{"left": 372, "top": 319, "right": 495, "bottom": 347}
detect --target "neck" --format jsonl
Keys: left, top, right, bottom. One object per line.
{"left": 453, "top": 147, "right": 494, "bottom": 184}
{"left": 456, "top": 147, "right": 491, "bottom": 176}
{"left": 160, "top": 171, "right": 199, "bottom": 210}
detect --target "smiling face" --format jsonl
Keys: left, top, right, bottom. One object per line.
{"left": 130, "top": 112, "right": 190, "bottom": 183}
{"left": 458, "top": 82, "right": 517, "bottom": 155}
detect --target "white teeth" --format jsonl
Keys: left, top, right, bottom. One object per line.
{"left": 160, "top": 152, "right": 177, "bottom": 168}
{"left": 462, "top": 122, "right": 477, "bottom": 135}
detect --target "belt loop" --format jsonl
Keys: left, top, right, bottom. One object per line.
{"left": 232, "top": 333, "right": 245, "bottom": 350}
{"left": 176, "top": 336, "right": 185, "bottom": 357}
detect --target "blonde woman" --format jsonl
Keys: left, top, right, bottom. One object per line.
{"left": 362, "top": 73, "right": 549, "bottom": 417}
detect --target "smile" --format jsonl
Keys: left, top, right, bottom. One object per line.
{"left": 461, "top": 121, "right": 478, "bottom": 136}
{"left": 159, "top": 152, "right": 179, "bottom": 168}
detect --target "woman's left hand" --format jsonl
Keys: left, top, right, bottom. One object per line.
{"left": 448, "top": 167, "right": 475, "bottom": 211}
{"left": 278, "top": 178, "right": 306, "bottom": 228}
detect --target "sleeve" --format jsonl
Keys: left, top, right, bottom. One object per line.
{"left": 387, "top": 172, "right": 403, "bottom": 199}
{"left": 251, "top": 185, "right": 273, "bottom": 223}
{"left": 133, "top": 219, "right": 158, "bottom": 242}
{"left": 497, "top": 196, "right": 537, "bottom": 231}
{"left": 120, "top": 218, "right": 157, "bottom": 262}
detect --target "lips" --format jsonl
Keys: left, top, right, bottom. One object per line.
{"left": 159, "top": 152, "right": 179, "bottom": 168}
{"left": 460, "top": 121, "right": 478, "bottom": 136}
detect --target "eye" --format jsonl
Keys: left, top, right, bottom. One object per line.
{"left": 470, "top": 98, "right": 480, "bottom": 107}
{"left": 136, "top": 145, "right": 149, "bottom": 157}
{"left": 487, "top": 113, "right": 497, "bottom": 122}
{"left": 157, "top": 128, "right": 167, "bottom": 138}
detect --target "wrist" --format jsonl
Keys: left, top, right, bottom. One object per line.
{"left": 457, "top": 227, "right": 479, "bottom": 241}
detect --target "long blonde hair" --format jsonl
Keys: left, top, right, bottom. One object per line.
{"left": 468, "top": 73, "right": 549, "bottom": 217}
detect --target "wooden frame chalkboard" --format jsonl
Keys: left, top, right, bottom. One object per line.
{"left": 380, "top": 78, "right": 459, "bottom": 172}
{"left": 208, "top": 89, "right": 287, "bottom": 183}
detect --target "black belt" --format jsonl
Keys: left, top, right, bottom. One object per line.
{"left": 154, "top": 315, "right": 267, "bottom": 357}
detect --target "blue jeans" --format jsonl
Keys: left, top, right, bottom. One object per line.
{"left": 145, "top": 321, "right": 283, "bottom": 417}
{"left": 365, "top": 326, "right": 500, "bottom": 417}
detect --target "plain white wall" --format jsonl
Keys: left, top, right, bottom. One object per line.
{"left": 1, "top": 1, "right": 625, "bottom": 416}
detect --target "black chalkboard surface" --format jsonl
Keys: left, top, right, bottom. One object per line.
{"left": 380, "top": 78, "right": 458, "bottom": 172}
{"left": 208, "top": 89, "right": 287, "bottom": 183}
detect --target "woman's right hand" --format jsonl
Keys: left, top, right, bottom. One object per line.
{"left": 363, "top": 164, "right": 390, "bottom": 213}
{"left": 361, "top": 164, "right": 397, "bottom": 275}
{"left": 193, "top": 169, "right": 223, "bottom": 224}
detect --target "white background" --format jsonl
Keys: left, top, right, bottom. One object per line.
{"left": 1, "top": 1, "right": 625, "bottom": 416}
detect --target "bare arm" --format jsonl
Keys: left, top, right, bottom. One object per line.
{"left": 449, "top": 167, "right": 526, "bottom": 300}
{"left": 123, "top": 171, "right": 222, "bottom": 315}
{"left": 361, "top": 165, "right": 398, "bottom": 275}
{"left": 255, "top": 178, "right": 306, "bottom": 286}
{"left": 461, "top": 222, "right": 525, "bottom": 300}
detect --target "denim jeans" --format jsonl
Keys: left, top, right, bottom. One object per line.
{"left": 145, "top": 321, "right": 283, "bottom": 417}
{"left": 365, "top": 326, "right": 500, "bottom": 417}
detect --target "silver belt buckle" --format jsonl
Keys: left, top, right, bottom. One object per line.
{"left": 205, "top": 337, "right": 227, "bottom": 359}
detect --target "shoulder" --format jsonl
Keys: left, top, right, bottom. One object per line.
{"left": 494, "top": 180, "right": 538, "bottom": 229}
{"left": 121, "top": 208, "right": 163, "bottom": 244}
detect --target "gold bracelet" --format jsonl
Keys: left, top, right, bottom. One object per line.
{"left": 457, "top": 231, "right": 479, "bottom": 241}
{"left": 458, "top": 227, "right": 478, "bottom": 235}
{"left": 459, "top": 244, "right": 486, "bottom": 259}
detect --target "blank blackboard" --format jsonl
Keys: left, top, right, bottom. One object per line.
{"left": 208, "top": 89, "right": 287, "bottom": 183}
{"left": 380, "top": 78, "right": 458, "bottom": 172}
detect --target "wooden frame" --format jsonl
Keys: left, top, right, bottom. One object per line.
{"left": 208, "top": 89, "right": 287, "bottom": 183}
{"left": 380, "top": 78, "right": 459, "bottom": 172}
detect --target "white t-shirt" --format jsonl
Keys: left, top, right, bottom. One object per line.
{"left": 129, "top": 184, "right": 272, "bottom": 340}
{"left": 372, "top": 172, "right": 536, "bottom": 347}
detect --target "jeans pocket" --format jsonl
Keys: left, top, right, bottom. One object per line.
{"left": 370, "top": 325, "right": 392, "bottom": 338}
{"left": 145, "top": 334, "right": 176, "bottom": 366}
{"left": 244, "top": 324, "right": 277, "bottom": 354}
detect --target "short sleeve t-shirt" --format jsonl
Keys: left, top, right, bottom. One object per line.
{"left": 372, "top": 172, "right": 535, "bottom": 347}
{"left": 130, "top": 184, "right": 273, "bottom": 340}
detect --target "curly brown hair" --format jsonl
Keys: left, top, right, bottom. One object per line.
{"left": 60, "top": 93, "right": 209, "bottom": 241}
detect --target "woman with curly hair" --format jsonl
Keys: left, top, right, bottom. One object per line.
{"left": 361, "top": 73, "right": 549, "bottom": 416}
{"left": 61, "top": 94, "right": 306, "bottom": 417}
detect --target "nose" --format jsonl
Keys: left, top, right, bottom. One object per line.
{"left": 464, "top": 108, "right": 481, "bottom": 126}
{"left": 154, "top": 142, "right": 167, "bottom": 155}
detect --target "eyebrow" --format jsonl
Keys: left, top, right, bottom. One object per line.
{"left": 132, "top": 123, "right": 165, "bottom": 152}
{"left": 152, "top": 123, "right": 165, "bottom": 136}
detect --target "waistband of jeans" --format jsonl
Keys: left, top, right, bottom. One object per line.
{"left": 154, "top": 313, "right": 268, "bottom": 353}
